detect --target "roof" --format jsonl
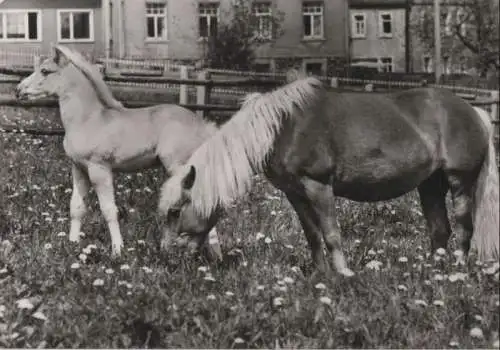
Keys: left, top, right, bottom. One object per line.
{"left": 349, "top": 0, "right": 409, "bottom": 9}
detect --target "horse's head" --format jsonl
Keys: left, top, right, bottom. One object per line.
{"left": 158, "top": 165, "right": 218, "bottom": 253}
{"left": 15, "top": 46, "right": 76, "bottom": 100}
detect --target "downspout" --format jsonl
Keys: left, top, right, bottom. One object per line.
{"left": 118, "top": 0, "right": 125, "bottom": 58}
{"left": 405, "top": 0, "right": 412, "bottom": 72}
{"left": 102, "top": 0, "right": 111, "bottom": 60}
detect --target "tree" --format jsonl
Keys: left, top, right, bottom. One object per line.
{"left": 412, "top": 0, "right": 499, "bottom": 75}
{"left": 202, "top": 0, "right": 284, "bottom": 71}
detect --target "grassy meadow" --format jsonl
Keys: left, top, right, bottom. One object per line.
{"left": 0, "top": 101, "right": 499, "bottom": 349}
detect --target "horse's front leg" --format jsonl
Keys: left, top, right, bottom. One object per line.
{"left": 300, "top": 177, "right": 354, "bottom": 277}
{"left": 87, "top": 163, "right": 123, "bottom": 257}
{"left": 69, "top": 163, "right": 90, "bottom": 242}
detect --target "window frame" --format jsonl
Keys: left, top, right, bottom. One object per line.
{"left": 198, "top": 2, "right": 219, "bottom": 39}
{"left": 0, "top": 9, "right": 42, "bottom": 42}
{"left": 56, "top": 8, "right": 95, "bottom": 43}
{"left": 423, "top": 56, "right": 433, "bottom": 73}
{"left": 350, "top": 11, "right": 366, "bottom": 39}
{"left": 380, "top": 57, "right": 393, "bottom": 72}
{"left": 302, "top": 1, "right": 324, "bottom": 40}
{"left": 253, "top": 2, "right": 273, "bottom": 40}
{"left": 145, "top": 2, "right": 168, "bottom": 41}
{"left": 378, "top": 11, "right": 393, "bottom": 38}
{"left": 302, "top": 58, "right": 327, "bottom": 76}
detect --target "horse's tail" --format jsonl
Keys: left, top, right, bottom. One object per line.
{"left": 472, "top": 107, "right": 499, "bottom": 261}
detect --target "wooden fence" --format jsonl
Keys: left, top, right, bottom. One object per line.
{"left": 0, "top": 66, "right": 498, "bottom": 139}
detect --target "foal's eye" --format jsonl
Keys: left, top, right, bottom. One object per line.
{"left": 40, "top": 68, "right": 50, "bottom": 76}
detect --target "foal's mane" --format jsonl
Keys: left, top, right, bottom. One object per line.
{"left": 55, "top": 45, "right": 123, "bottom": 110}
{"left": 186, "top": 77, "right": 324, "bottom": 216}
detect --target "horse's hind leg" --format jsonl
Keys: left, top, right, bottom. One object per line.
{"left": 417, "top": 170, "right": 452, "bottom": 252}
{"left": 447, "top": 172, "right": 475, "bottom": 261}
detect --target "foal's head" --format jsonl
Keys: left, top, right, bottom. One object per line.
{"left": 15, "top": 46, "right": 83, "bottom": 100}
{"left": 158, "top": 165, "right": 219, "bottom": 252}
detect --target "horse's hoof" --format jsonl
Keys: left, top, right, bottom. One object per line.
{"left": 339, "top": 268, "right": 355, "bottom": 277}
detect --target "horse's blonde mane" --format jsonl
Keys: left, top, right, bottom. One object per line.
{"left": 164, "top": 77, "right": 324, "bottom": 217}
{"left": 55, "top": 45, "right": 123, "bottom": 110}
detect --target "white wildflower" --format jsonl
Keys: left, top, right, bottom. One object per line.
{"left": 273, "top": 297, "right": 285, "bottom": 307}
{"left": 398, "top": 256, "right": 408, "bottom": 263}
{"left": 319, "top": 296, "right": 332, "bottom": 305}
{"left": 414, "top": 299, "right": 428, "bottom": 307}
{"left": 70, "top": 262, "right": 80, "bottom": 269}
{"left": 15, "top": 298, "right": 34, "bottom": 310}
{"left": 32, "top": 311, "right": 48, "bottom": 321}
{"left": 120, "top": 264, "right": 130, "bottom": 271}
{"left": 92, "top": 279, "right": 104, "bottom": 287}
{"left": 470, "top": 327, "right": 484, "bottom": 339}
{"left": 255, "top": 232, "right": 265, "bottom": 241}
{"left": 365, "top": 260, "right": 383, "bottom": 271}
{"left": 314, "top": 282, "right": 327, "bottom": 290}
{"left": 433, "top": 300, "right": 445, "bottom": 307}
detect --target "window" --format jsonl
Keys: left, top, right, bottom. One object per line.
{"left": 351, "top": 12, "right": 366, "bottom": 38}
{"left": 254, "top": 62, "right": 271, "bottom": 73}
{"left": 302, "top": 2, "right": 323, "bottom": 39}
{"left": 380, "top": 57, "right": 393, "bottom": 72}
{"left": 146, "top": 2, "right": 167, "bottom": 40}
{"left": 253, "top": 2, "right": 272, "bottom": 40}
{"left": 379, "top": 12, "right": 392, "bottom": 37}
{"left": 57, "top": 9, "right": 94, "bottom": 42}
{"left": 0, "top": 10, "right": 41, "bottom": 41}
{"left": 198, "top": 3, "right": 219, "bottom": 38}
{"left": 443, "top": 55, "right": 451, "bottom": 74}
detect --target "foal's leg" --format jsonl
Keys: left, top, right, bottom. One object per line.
{"left": 447, "top": 172, "right": 475, "bottom": 263}
{"left": 417, "top": 171, "right": 452, "bottom": 252}
{"left": 87, "top": 164, "right": 123, "bottom": 257}
{"left": 69, "top": 164, "right": 90, "bottom": 242}
{"left": 300, "top": 178, "right": 354, "bottom": 276}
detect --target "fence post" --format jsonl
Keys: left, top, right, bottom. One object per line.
{"left": 196, "top": 70, "right": 210, "bottom": 119}
{"left": 490, "top": 90, "right": 499, "bottom": 121}
{"left": 330, "top": 77, "right": 339, "bottom": 88}
{"left": 33, "top": 55, "right": 41, "bottom": 70}
{"left": 179, "top": 66, "right": 188, "bottom": 105}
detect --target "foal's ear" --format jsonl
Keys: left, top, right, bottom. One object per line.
{"left": 181, "top": 165, "right": 196, "bottom": 190}
{"left": 53, "top": 45, "right": 70, "bottom": 67}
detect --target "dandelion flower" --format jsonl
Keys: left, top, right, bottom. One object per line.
{"left": 255, "top": 232, "right": 265, "bottom": 241}
{"left": 137, "top": 239, "right": 145, "bottom": 245}
{"left": 127, "top": 247, "right": 135, "bottom": 252}
{"left": 93, "top": 279, "right": 104, "bottom": 287}
{"left": 234, "top": 337, "right": 245, "bottom": 344}
{"left": 225, "top": 291, "right": 235, "bottom": 297}
{"left": 204, "top": 274, "right": 216, "bottom": 282}
{"left": 449, "top": 340, "right": 459, "bottom": 347}
{"left": 367, "top": 249, "right": 376, "bottom": 256}
{"left": 197, "top": 266, "right": 209, "bottom": 273}
{"left": 142, "top": 266, "right": 153, "bottom": 273}
{"left": 207, "top": 294, "right": 216, "bottom": 301}
{"left": 256, "top": 285, "right": 265, "bottom": 291}
{"left": 120, "top": 264, "right": 130, "bottom": 271}
{"left": 314, "top": 282, "right": 327, "bottom": 290}
{"left": 284, "top": 244, "right": 294, "bottom": 250}
{"left": 403, "top": 272, "right": 411, "bottom": 278}
{"left": 126, "top": 283, "right": 133, "bottom": 289}
{"left": 433, "top": 300, "right": 445, "bottom": 307}
{"left": 291, "top": 266, "right": 300, "bottom": 273}
{"left": 319, "top": 296, "right": 332, "bottom": 305}
{"left": 424, "top": 280, "right": 432, "bottom": 286}
{"left": 264, "top": 237, "right": 272, "bottom": 244}
{"left": 78, "top": 253, "right": 87, "bottom": 262}
{"left": 283, "top": 277, "right": 295, "bottom": 284}
{"left": 434, "top": 274, "right": 444, "bottom": 281}
{"left": 105, "top": 268, "right": 114, "bottom": 275}
{"left": 470, "top": 327, "right": 484, "bottom": 339}
{"left": 398, "top": 256, "right": 408, "bottom": 263}
{"left": 365, "top": 260, "right": 383, "bottom": 271}
{"left": 273, "top": 297, "right": 284, "bottom": 307}
{"left": 435, "top": 248, "right": 446, "bottom": 256}
{"left": 70, "top": 262, "right": 80, "bottom": 269}
{"left": 82, "top": 247, "right": 92, "bottom": 255}
{"left": 354, "top": 239, "right": 361, "bottom": 245}
{"left": 32, "top": 311, "right": 48, "bottom": 321}
{"left": 44, "top": 243, "right": 52, "bottom": 250}
{"left": 474, "top": 315, "right": 483, "bottom": 322}
{"left": 448, "top": 272, "right": 467, "bottom": 282}
{"left": 414, "top": 299, "right": 428, "bottom": 307}
{"left": 397, "top": 284, "right": 408, "bottom": 292}
{"left": 277, "top": 285, "right": 287, "bottom": 292}
{"left": 16, "top": 299, "right": 34, "bottom": 310}
{"left": 57, "top": 231, "right": 66, "bottom": 237}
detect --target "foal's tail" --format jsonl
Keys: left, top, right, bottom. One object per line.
{"left": 472, "top": 107, "right": 499, "bottom": 261}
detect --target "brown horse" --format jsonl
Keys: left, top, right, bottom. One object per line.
{"left": 158, "top": 77, "right": 499, "bottom": 274}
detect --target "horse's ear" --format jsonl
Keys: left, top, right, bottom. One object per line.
{"left": 53, "top": 45, "right": 70, "bottom": 67}
{"left": 181, "top": 165, "right": 196, "bottom": 190}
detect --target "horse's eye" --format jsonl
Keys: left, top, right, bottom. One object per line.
{"left": 168, "top": 208, "right": 181, "bottom": 219}
{"left": 40, "top": 68, "right": 50, "bottom": 76}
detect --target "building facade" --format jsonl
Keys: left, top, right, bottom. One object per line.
{"left": 348, "top": 0, "right": 408, "bottom": 72}
{"left": 1, "top": 0, "right": 350, "bottom": 74}
{"left": 0, "top": 0, "right": 105, "bottom": 57}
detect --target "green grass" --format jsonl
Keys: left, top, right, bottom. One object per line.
{"left": 0, "top": 105, "right": 499, "bottom": 349}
